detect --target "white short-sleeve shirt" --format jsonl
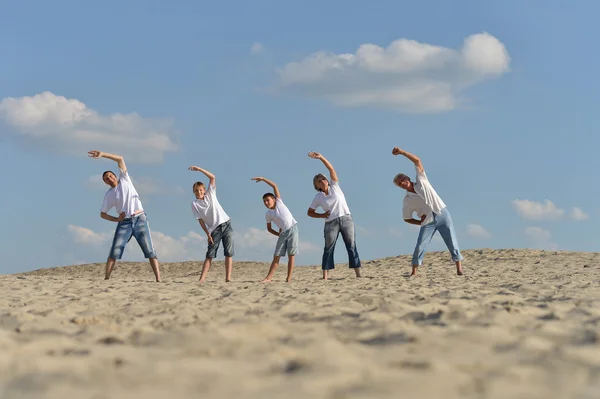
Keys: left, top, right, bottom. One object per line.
{"left": 191, "top": 184, "right": 231, "bottom": 233}
{"left": 402, "top": 166, "right": 446, "bottom": 225}
{"left": 309, "top": 180, "right": 351, "bottom": 222}
{"left": 265, "top": 198, "right": 297, "bottom": 232}
{"left": 101, "top": 169, "right": 144, "bottom": 218}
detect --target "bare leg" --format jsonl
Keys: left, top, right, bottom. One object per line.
{"left": 354, "top": 268, "right": 361, "bottom": 278}
{"left": 149, "top": 257, "right": 161, "bottom": 282}
{"left": 410, "top": 265, "right": 418, "bottom": 276}
{"left": 286, "top": 255, "right": 295, "bottom": 283}
{"left": 224, "top": 256, "right": 233, "bottom": 282}
{"left": 199, "top": 258, "right": 212, "bottom": 282}
{"left": 323, "top": 270, "right": 328, "bottom": 280}
{"left": 456, "top": 260, "right": 463, "bottom": 276}
{"left": 105, "top": 258, "right": 116, "bottom": 280}
{"left": 262, "top": 256, "right": 280, "bottom": 283}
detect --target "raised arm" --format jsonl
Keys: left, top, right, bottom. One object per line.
{"left": 88, "top": 150, "right": 126, "bottom": 171}
{"left": 188, "top": 166, "right": 216, "bottom": 186}
{"left": 392, "top": 147, "right": 423, "bottom": 172}
{"left": 251, "top": 177, "right": 280, "bottom": 198}
{"left": 308, "top": 152, "right": 338, "bottom": 182}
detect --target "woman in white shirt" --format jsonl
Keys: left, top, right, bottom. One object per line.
{"left": 307, "top": 152, "right": 362, "bottom": 280}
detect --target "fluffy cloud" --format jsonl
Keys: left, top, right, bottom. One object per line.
{"left": 65, "top": 225, "right": 319, "bottom": 263}
{"left": 251, "top": 42, "right": 265, "bottom": 55}
{"left": 524, "top": 226, "right": 558, "bottom": 250}
{"left": 512, "top": 199, "right": 564, "bottom": 221}
{"left": 0, "top": 91, "right": 179, "bottom": 163}
{"left": 86, "top": 174, "right": 185, "bottom": 197}
{"left": 274, "top": 32, "right": 510, "bottom": 112}
{"left": 465, "top": 224, "right": 492, "bottom": 239}
{"left": 570, "top": 207, "right": 589, "bottom": 221}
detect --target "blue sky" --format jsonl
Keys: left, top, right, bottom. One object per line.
{"left": 1, "top": 0, "right": 599, "bottom": 274}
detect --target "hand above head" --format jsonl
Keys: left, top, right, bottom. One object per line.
{"left": 88, "top": 150, "right": 103, "bottom": 159}
{"left": 188, "top": 166, "right": 202, "bottom": 172}
{"left": 392, "top": 147, "right": 403, "bottom": 156}
{"left": 308, "top": 151, "right": 322, "bottom": 160}
{"left": 251, "top": 177, "right": 264, "bottom": 182}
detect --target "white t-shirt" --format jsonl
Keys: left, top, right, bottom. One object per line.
{"left": 101, "top": 169, "right": 143, "bottom": 218}
{"left": 265, "top": 198, "right": 297, "bottom": 232}
{"left": 191, "top": 184, "right": 231, "bottom": 234}
{"left": 402, "top": 166, "right": 446, "bottom": 225}
{"left": 309, "top": 180, "right": 351, "bottom": 222}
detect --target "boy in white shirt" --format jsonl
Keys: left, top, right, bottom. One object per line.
{"left": 87, "top": 150, "right": 161, "bottom": 282}
{"left": 189, "top": 165, "right": 234, "bottom": 282}
{"left": 251, "top": 176, "right": 298, "bottom": 283}
{"left": 307, "top": 151, "right": 362, "bottom": 280}
{"left": 392, "top": 146, "right": 464, "bottom": 276}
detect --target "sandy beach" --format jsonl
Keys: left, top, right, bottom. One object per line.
{"left": 1, "top": 248, "right": 599, "bottom": 399}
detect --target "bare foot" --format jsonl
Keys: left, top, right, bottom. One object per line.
{"left": 410, "top": 266, "right": 418, "bottom": 276}
{"left": 457, "top": 268, "right": 464, "bottom": 276}
{"left": 225, "top": 279, "right": 231, "bottom": 282}
{"left": 199, "top": 278, "right": 206, "bottom": 283}
{"left": 285, "top": 279, "right": 291, "bottom": 283}
{"left": 261, "top": 278, "right": 272, "bottom": 283}
{"left": 354, "top": 269, "right": 362, "bottom": 278}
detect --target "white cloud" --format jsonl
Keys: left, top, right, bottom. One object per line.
{"left": 465, "top": 224, "right": 492, "bottom": 239}
{"left": 512, "top": 199, "right": 564, "bottom": 221}
{"left": 0, "top": 91, "right": 179, "bottom": 163}
{"left": 86, "top": 174, "right": 185, "bottom": 197}
{"left": 251, "top": 42, "right": 265, "bottom": 55}
{"left": 65, "top": 225, "right": 320, "bottom": 263}
{"left": 570, "top": 207, "right": 589, "bottom": 221}
{"left": 388, "top": 227, "right": 403, "bottom": 238}
{"left": 524, "top": 226, "right": 558, "bottom": 250}
{"left": 356, "top": 226, "right": 374, "bottom": 237}
{"left": 274, "top": 32, "right": 510, "bottom": 112}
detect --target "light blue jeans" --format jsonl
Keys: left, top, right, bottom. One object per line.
{"left": 322, "top": 214, "right": 361, "bottom": 270}
{"left": 108, "top": 213, "right": 157, "bottom": 259}
{"left": 412, "top": 207, "right": 462, "bottom": 266}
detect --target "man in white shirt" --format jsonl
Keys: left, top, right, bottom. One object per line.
{"left": 88, "top": 150, "right": 161, "bottom": 282}
{"left": 392, "top": 146, "right": 464, "bottom": 276}
{"left": 251, "top": 176, "right": 299, "bottom": 283}
{"left": 189, "top": 165, "right": 234, "bottom": 283}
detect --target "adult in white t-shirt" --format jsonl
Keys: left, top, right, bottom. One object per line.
{"left": 189, "top": 165, "right": 234, "bottom": 283}
{"left": 87, "top": 150, "right": 161, "bottom": 282}
{"left": 251, "top": 176, "right": 299, "bottom": 283}
{"left": 392, "top": 146, "right": 464, "bottom": 276}
{"left": 307, "top": 151, "right": 362, "bottom": 280}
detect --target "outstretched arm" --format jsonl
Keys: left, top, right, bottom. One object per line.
{"left": 392, "top": 147, "right": 423, "bottom": 173}
{"left": 308, "top": 152, "right": 338, "bottom": 182}
{"left": 88, "top": 150, "right": 126, "bottom": 172}
{"left": 189, "top": 166, "right": 216, "bottom": 186}
{"left": 251, "top": 177, "right": 280, "bottom": 198}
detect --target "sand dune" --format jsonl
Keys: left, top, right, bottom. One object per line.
{"left": 1, "top": 248, "right": 599, "bottom": 399}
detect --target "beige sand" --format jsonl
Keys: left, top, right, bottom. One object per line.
{"left": 1, "top": 248, "right": 599, "bottom": 399}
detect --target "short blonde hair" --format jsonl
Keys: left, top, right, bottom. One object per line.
{"left": 192, "top": 181, "right": 205, "bottom": 191}
{"left": 313, "top": 173, "right": 328, "bottom": 191}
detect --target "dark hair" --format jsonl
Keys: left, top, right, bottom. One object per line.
{"left": 192, "top": 181, "right": 205, "bottom": 190}
{"left": 102, "top": 171, "right": 116, "bottom": 180}
{"left": 262, "top": 193, "right": 276, "bottom": 201}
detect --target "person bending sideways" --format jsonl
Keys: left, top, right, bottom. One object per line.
{"left": 307, "top": 152, "right": 362, "bottom": 280}
{"left": 189, "top": 165, "right": 234, "bottom": 283}
{"left": 88, "top": 150, "right": 161, "bottom": 282}
{"left": 392, "top": 146, "right": 464, "bottom": 276}
{"left": 251, "top": 176, "right": 299, "bottom": 283}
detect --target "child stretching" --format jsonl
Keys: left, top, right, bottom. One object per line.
{"left": 251, "top": 176, "right": 298, "bottom": 283}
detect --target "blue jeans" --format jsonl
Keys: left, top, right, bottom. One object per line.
{"left": 108, "top": 213, "right": 157, "bottom": 259}
{"left": 206, "top": 220, "right": 234, "bottom": 259}
{"left": 412, "top": 207, "right": 462, "bottom": 266}
{"left": 322, "top": 214, "right": 361, "bottom": 270}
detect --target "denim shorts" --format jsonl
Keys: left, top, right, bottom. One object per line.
{"left": 274, "top": 224, "right": 298, "bottom": 257}
{"left": 206, "top": 220, "right": 235, "bottom": 259}
{"left": 108, "top": 213, "right": 157, "bottom": 260}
